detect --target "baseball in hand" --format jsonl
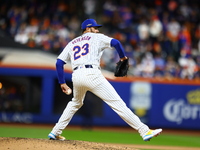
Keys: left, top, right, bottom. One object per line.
{"left": 66, "top": 88, "right": 72, "bottom": 95}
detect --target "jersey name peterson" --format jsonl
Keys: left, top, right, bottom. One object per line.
{"left": 72, "top": 36, "right": 91, "bottom": 44}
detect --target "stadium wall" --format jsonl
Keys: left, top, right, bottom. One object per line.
{"left": 0, "top": 65, "right": 200, "bottom": 130}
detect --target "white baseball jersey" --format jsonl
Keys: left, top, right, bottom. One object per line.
{"left": 58, "top": 33, "right": 113, "bottom": 69}
{"left": 50, "top": 32, "right": 150, "bottom": 138}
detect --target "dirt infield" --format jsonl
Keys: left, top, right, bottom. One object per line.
{"left": 0, "top": 137, "right": 134, "bottom": 150}
{"left": 1, "top": 137, "right": 200, "bottom": 150}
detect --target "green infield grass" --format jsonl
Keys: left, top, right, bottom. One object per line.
{"left": 0, "top": 125, "right": 199, "bottom": 148}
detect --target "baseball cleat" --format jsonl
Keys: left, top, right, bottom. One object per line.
{"left": 142, "top": 128, "right": 162, "bottom": 141}
{"left": 48, "top": 133, "right": 66, "bottom": 141}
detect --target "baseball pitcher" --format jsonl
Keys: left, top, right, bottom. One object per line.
{"left": 48, "top": 19, "right": 162, "bottom": 141}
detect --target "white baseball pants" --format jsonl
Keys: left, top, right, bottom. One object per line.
{"left": 51, "top": 68, "right": 149, "bottom": 137}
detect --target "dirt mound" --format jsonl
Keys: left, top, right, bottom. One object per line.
{"left": 0, "top": 137, "right": 135, "bottom": 150}
{"left": 1, "top": 137, "right": 199, "bottom": 150}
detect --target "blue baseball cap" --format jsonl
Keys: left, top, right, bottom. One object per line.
{"left": 81, "top": 19, "right": 102, "bottom": 30}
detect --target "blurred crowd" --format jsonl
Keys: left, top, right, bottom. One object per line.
{"left": 0, "top": 0, "right": 200, "bottom": 80}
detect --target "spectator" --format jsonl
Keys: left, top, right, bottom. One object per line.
{"left": 137, "top": 19, "right": 149, "bottom": 42}
{"left": 154, "top": 53, "right": 165, "bottom": 77}
{"left": 83, "top": 0, "right": 97, "bottom": 18}
{"left": 101, "top": 47, "right": 116, "bottom": 72}
{"left": 149, "top": 15, "right": 163, "bottom": 44}
{"left": 166, "top": 18, "right": 181, "bottom": 61}
{"left": 14, "top": 22, "right": 29, "bottom": 44}
{"left": 165, "top": 56, "right": 178, "bottom": 77}
{"left": 178, "top": 51, "right": 198, "bottom": 79}
{"left": 140, "top": 52, "right": 155, "bottom": 78}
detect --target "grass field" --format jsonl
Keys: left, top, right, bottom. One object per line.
{"left": 0, "top": 124, "right": 200, "bottom": 149}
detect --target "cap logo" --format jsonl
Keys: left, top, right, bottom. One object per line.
{"left": 87, "top": 24, "right": 92, "bottom": 26}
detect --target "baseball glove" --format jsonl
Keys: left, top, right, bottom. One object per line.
{"left": 114, "top": 58, "right": 129, "bottom": 77}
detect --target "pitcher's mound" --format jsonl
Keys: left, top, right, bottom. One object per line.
{"left": 0, "top": 137, "right": 135, "bottom": 150}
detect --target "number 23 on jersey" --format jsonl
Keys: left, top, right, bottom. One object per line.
{"left": 73, "top": 43, "right": 89, "bottom": 60}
